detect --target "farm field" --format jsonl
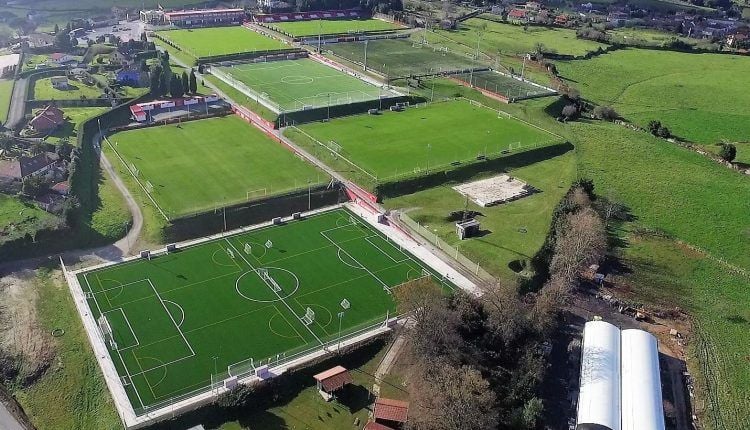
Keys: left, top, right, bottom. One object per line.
{"left": 269, "top": 18, "right": 400, "bottom": 37}
{"left": 570, "top": 121, "right": 750, "bottom": 428}
{"left": 607, "top": 27, "right": 717, "bottom": 49}
{"left": 213, "top": 58, "right": 396, "bottom": 112}
{"left": 76, "top": 207, "right": 452, "bottom": 412}
{"left": 700, "top": 141, "right": 750, "bottom": 165}
{"left": 105, "top": 116, "right": 324, "bottom": 218}
{"left": 288, "top": 100, "right": 559, "bottom": 182}
{"left": 325, "top": 38, "right": 484, "bottom": 78}
{"left": 384, "top": 149, "right": 576, "bottom": 282}
{"left": 556, "top": 48, "right": 750, "bottom": 143}
{"left": 156, "top": 27, "right": 289, "bottom": 60}
{"left": 0, "top": 78, "right": 12, "bottom": 123}
{"left": 32, "top": 77, "right": 102, "bottom": 100}
{"left": 434, "top": 18, "right": 607, "bottom": 57}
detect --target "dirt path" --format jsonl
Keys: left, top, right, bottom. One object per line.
{"left": 372, "top": 333, "right": 407, "bottom": 396}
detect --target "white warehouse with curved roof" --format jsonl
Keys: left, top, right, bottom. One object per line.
{"left": 576, "top": 320, "right": 665, "bottom": 430}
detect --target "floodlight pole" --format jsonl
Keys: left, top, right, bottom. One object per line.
{"left": 223, "top": 206, "right": 227, "bottom": 232}
{"left": 327, "top": 93, "right": 331, "bottom": 121}
{"left": 337, "top": 311, "right": 345, "bottom": 353}
{"left": 363, "top": 39, "right": 368, "bottom": 72}
{"left": 307, "top": 180, "right": 311, "bottom": 210}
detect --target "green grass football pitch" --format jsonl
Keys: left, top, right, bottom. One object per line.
{"left": 77, "top": 208, "right": 452, "bottom": 413}
{"left": 156, "top": 27, "right": 289, "bottom": 59}
{"left": 106, "top": 116, "right": 324, "bottom": 218}
{"left": 214, "top": 58, "right": 395, "bottom": 112}
{"left": 269, "top": 18, "right": 401, "bottom": 37}
{"left": 290, "top": 100, "right": 559, "bottom": 181}
{"left": 325, "top": 38, "right": 484, "bottom": 78}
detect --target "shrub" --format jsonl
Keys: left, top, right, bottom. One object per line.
{"left": 719, "top": 143, "right": 737, "bottom": 162}
{"left": 592, "top": 105, "right": 618, "bottom": 121}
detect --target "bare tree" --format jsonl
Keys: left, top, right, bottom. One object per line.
{"left": 409, "top": 362, "right": 499, "bottom": 430}
{"left": 550, "top": 208, "right": 607, "bottom": 283}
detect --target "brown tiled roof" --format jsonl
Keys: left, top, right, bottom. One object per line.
{"left": 509, "top": 9, "right": 527, "bottom": 18}
{"left": 312, "top": 366, "right": 352, "bottom": 392}
{"left": 364, "top": 421, "right": 394, "bottom": 430}
{"left": 374, "top": 397, "right": 409, "bottom": 423}
{"left": 29, "top": 105, "right": 65, "bottom": 133}
{"left": 0, "top": 153, "right": 56, "bottom": 180}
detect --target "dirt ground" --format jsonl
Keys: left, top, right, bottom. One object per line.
{"left": 541, "top": 279, "right": 695, "bottom": 430}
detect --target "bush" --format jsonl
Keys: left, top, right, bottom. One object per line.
{"left": 561, "top": 104, "right": 578, "bottom": 121}
{"left": 216, "top": 384, "right": 255, "bottom": 410}
{"left": 719, "top": 143, "right": 737, "bottom": 162}
{"left": 592, "top": 105, "right": 618, "bottom": 121}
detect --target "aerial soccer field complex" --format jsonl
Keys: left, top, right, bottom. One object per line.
{"left": 65, "top": 207, "right": 460, "bottom": 425}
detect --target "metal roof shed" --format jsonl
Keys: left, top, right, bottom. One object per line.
{"left": 577, "top": 320, "right": 621, "bottom": 430}
{"left": 621, "top": 329, "right": 666, "bottom": 430}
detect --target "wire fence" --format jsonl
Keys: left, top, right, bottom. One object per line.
{"left": 392, "top": 211, "right": 495, "bottom": 283}
{"left": 131, "top": 312, "right": 396, "bottom": 417}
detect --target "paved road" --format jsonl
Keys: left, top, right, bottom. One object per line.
{"left": 0, "top": 401, "right": 26, "bottom": 430}
{"left": 0, "top": 132, "right": 143, "bottom": 274}
{"left": 5, "top": 76, "right": 26, "bottom": 130}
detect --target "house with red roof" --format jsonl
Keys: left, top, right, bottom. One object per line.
{"left": 508, "top": 9, "right": 529, "bottom": 24}
{"left": 28, "top": 105, "right": 65, "bottom": 136}
{"left": 49, "top": 53, "right": 74, "bottom": 64}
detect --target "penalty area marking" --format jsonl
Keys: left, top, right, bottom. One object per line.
{"left": 163, "top": 300, "right": 186, "bottom": 328}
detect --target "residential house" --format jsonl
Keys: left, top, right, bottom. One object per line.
{"left": 115, "top": 69, "right": 144, "bottom": 87}
{"left": 0, "top": 153, "right": 59, "bottom": 184}
{"left": 525, "top": 2, "right": 541, "bottom": 11}
{"left": 28, "top": 32, "right": 55, "bottom": 48}
{"left": 51, "top": 181, "right": 70, "bottom": 195}
{"left": 88, "top": 15, "right": 118, "bottom": 28}
{"left": 50, "top": 76, "right": 69, "bottom": 89}
{"left": 34, "top": 193, "right": 64, "bottom": 212}
{"left": 507, "top": 9, "right": 529, "bottom": 25}
{"left": 608, "top": 12, "right": 629, "bottom": 26}
{"left": 49, "top": 53, "right": 74, "bottom": 65}
{"left": 555, "top": 14, "right": 571, "bottom": 26}
{"left": 28, "top": 105, "right": 66, "bottom": 136}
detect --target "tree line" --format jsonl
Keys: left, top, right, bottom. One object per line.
{"left": 148, "top": 51, "right": 198, "bottom": 98}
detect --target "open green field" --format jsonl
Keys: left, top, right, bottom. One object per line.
{"left": 326, "top": 38, "right": 484, "bottom": 78}
{"left": 0, "top": 195, "right": 60, "bottom": 245}
{"left": 557, "top": 49, "right": 750, "bottom": 143}
{"left": 289, "top": 100, "right": 559, "bottom": 181}
{"left": 700, "top": 141, "right": 750, "bottom": 165}
{"left": 106, "top": 116, "right": 324, "bottom": 218}
{"left": 570, "top": 121, "right": 750, "bottom": 428}
{"left": 214, "top": 58, "right": 396, "bottom": 112}
{"left": 43, "top": 107, "right": 108, "bottom": 144}
{"left": 77, "top": 207, "right": 451, "bottom": 412}
{"left": 32, "top": 77, "right": 103, "bottom": 100}
{"left": 0, "top": 78, "right": 12, "bottom": 123}
{"left": 384, "top": 149, "right": 575, "bottom": 282}
{"left": 453, "top": 70, "right": 556, "bottom": 100}
{"left": 437, "top": 18, "right": 607, "bottom": 57}
{"left": 607, "top": 27, "right": 717, "bottom": 50}
{"left": 270, "top": 18, "right": 400, "bottom": 37}
{"left": 157, "top": 27, "right": 289, "bottom": 59}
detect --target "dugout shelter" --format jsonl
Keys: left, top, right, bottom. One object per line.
{"left": 313, "top": 365, "right": 353, "bottom": 401}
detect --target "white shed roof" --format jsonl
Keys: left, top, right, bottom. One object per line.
{"left": 577, "top": 320, "right": 621, "bottom": 430}
{"left": 621, "top": 329, "right": 666, "bottom": 430}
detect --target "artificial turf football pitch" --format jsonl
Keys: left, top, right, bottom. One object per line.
{"left": 106, "top": 116, "right": 324, "bottom": 218}
{"left": 77, "top": 208, "right": 452, "bottom": 413}
{"left": 214, "top": 58, "right": 398, "bottom": 112}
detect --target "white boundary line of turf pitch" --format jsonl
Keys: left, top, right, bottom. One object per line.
{"left": 62, "top": 202, "right": 479, "bottom": 429}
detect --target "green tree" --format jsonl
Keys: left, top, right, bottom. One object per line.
{"left": 22, "top": 175, "right": 48, "bottom": 198}
{"left": 169, "top": 72, "right": 184, "bottom": 98}
{"left": 140, "top": 31, "right": 147, "bottom": 42}
{"left": 149, "top": 65, "right": 162, "bottom": 96}
{"left": 189, "top": 69, "right": 197, "bottom": 94}
{"left": 561, "top": 104, "right": 578, "bottom": 121}
{"left": 159, "top": 69, "right": 169, "bottom": 96}
{"left": 30, "top": 141, "right": 46, "bottom": 155}
{"left": 647, "top": 120, "right": 662, "bottom": 135}
{"left": 719, "top": 142, "right": 737, "bottom": 162}
{"left": 181, "top": 71, "right": 189, "bottom": 95}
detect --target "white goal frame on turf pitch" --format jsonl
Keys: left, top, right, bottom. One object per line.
{"left": 301, "top": 307, "right": 315, "bottom": 326}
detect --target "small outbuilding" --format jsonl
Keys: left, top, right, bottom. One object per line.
{"left": 312, "top": 365, "right": 352, "bottom": 401}
{"left": 373, "top": 397, "right": 409, "bottom": 429}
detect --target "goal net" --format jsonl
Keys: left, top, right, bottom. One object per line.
{"left": 244, "top": 243, "right": 252, "bottom": 254}
{"left": 301, "top": 307, "right": 315, "bottom": 326}
{"left": 145, "top": 181, "right": 154, "bottom": 194}
{"left": 259, "top": 268, "right": 282, "bottom": 293}
{"left": 98, "top": 314, "right": 112, "bottom": 337}
{"left": 226, "top": 248, "right": 235, "bottom": 259}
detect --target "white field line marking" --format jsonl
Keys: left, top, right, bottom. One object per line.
{"left": 365, "top": 235, "right": 408, "bottom": 263}
{"left": 104, "top": 308, "right": 141, "bottom": 350}
{"left": 112, "top": 271, "right": 242, "bottom": 309}
{"left": 337, "top": 248, "right": 364, "bottom": 269}
{"left": 82, "top": 273, "right": 147, "bottom": 410}
{"left": 320, "top": 229, "right": 389, "bottom": 290}
{"left": 163, "top": 300, "right": 186, "bottom": 328}
{"left": 147, "top": 279, "right": 195, "bottom": 356}
{"left": 93, "top": 278, "right": 151, "bottom": 295}
{"left": 225, "top": 238, "right": 324, "bottom": 345}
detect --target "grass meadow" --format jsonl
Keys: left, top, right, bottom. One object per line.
{"left": 384, "top": 149, "right": 576, "bottom": 282}
{"left": 0, "top": 78, "right": 13, "bottom": 123}
{"left": 557, "top": 49, "right": 750, "bottom": 143}
{"left": 157, "top": 27, "right": 288, "bottom": 59}
{"left": 32, "top": 77, "right": 102, "bottom": 101}
{"left": 107, "top": 116, "right": 324, "bottom": 217}
{"left": 270, "top": 18, "right": 400, "bottom": 37}
{"left": 289, "top": 100, "right": 558, "bottom": 182}
{"left": 570, "top": 121, "right": 750, "bottom": 428}
{"left": 435, "top": 18, "right": 607, "bottom": 57}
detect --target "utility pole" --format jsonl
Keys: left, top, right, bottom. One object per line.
{"left": 363, "top": 39, "right": 368, "bottom": 71}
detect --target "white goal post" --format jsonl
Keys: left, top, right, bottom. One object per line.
{"left": 301, "top": 307, "right": 315, "bottom": 326}
{"left": 258, "top": 268, "right": 282, "bottom": 293}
